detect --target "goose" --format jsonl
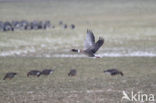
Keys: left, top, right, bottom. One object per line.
{"left": 70, "top": 24, "right": 75, "bottom": 29}
{"left": 3, "top": 72, "right": 17, "bottom": 80}
{"left": 41, "top": 69, "right": 54, "bottom": 76}
{"left": 71, "top": 30, "right": 104, "bottom": 58}
{"left": 27, "top": 70, "right": 41, "bottom": 77}
{"left": 68, "top": 69, "right": 77, "bottom": 76}
{"left": 63, "top": 24, "right": 67, "bottom": 29}
{"left": 104, "top": 69, "right": 123, "bottom": 76}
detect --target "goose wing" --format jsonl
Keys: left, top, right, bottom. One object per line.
{"left": 90, "top": 37, "right": 104, "bottom": 53}
{"left": 84, "top": 30, "right": 95, "bottom": 50}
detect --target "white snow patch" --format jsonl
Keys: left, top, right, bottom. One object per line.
{"left": 53, "top": 51, "right": 156, "bottom": 58}
{"left": 97, "top": 51, "right": 156, "bottom": 57}
{"left": 0, "top": 47, "right": 36, "bottom": 56}
{"left": 53, "top": 54, "right": 86, "bottom": 58}
{"left": 0, "top": 49, "right": 156, "bottom": 57}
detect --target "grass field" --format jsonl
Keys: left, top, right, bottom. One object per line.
{"left": 0, "top": 0, "right": 156, "bottom": 103}
{"left": 0, "top": 57, "right": 156, "bottom": 103}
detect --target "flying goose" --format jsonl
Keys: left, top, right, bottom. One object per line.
{"left": 71, "top": 30, "right": 104, "bottom": 57}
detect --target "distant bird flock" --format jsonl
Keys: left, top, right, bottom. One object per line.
{"left": 0, "top": 20, "right": 75, "bottom": 31}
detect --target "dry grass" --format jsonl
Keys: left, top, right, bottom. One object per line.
{"left": 0, "top": 57, "right": 156, "bottom": 103}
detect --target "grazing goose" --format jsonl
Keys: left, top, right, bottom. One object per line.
{"left": 3, "top": 72, "right": 17, "bottom": 80}
{"left": 71, "top": 30, "right": 104, "bottom": 58}
{"left": 41, "top": 69, "right": 54, "bottom": 76}
{"left": 68, "top": 69, "right": 77, "bottom": 76}
{"left": 27, "top": 70, "right": 41, "bottom": 77}
{"left": 104, "top": 69, "right": 123, "bottom": 76}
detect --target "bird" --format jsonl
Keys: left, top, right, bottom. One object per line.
{"left": 63, "top": 24, "right": 67, "bottom": 29}
{"left": 71, "top": 29, "right": 104, "bottom": 58}
{"left": 59, "top": 21, "right": 63, "bottom": 25}
{"left": 27, "top": 70, "right": 41, "bottom": 77}
{"left": 40, "top": 69, "right": 54, "bottom": 76}
{"left": 3, "top": 72, "right": 17, "bottom": 80}
{"left": 70, "top": 24, "right": 75, "bottom": 29}
{"left": 104, "top": 69, "right": 123, "bottom": 76}
{"left": 68, "top": 69, "right": 77, "bottom": 76}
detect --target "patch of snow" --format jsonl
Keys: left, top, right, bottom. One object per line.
{"left": 53, "top": 54, "right": 85, "bottom": 58}
{"left": 0, "top": 47, "right": 35, "bottom": 56}
{"left": 0, "top": 48, "right": 156, "bottom": 57}
{"left": 53, "top": 51, "right": 156, "bottom": 58}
